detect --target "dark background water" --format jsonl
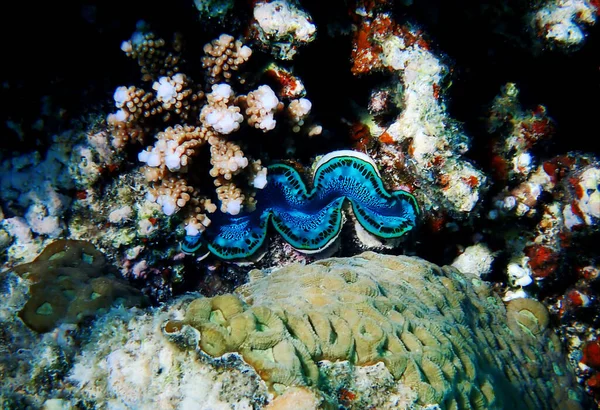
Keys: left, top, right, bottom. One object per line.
{"left": 1, "top": 0, "right": 598, "bottom": 157}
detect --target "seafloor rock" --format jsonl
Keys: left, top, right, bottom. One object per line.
{"left": 166, "top": 252, "right": 585, "bottom": 409}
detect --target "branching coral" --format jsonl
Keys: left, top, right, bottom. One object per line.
{"left": 120, "top": 21, "right": 184, "bottom": 82}
{"left": 108, "top": 28, "right": 258, "bottom": 233}
{"left": 202, "top": 34, "right": 253, "bottom": 85}
{"left": 106, "top": 26, "right": 318, "bottom": 237}
{"left": 237, "top": 85, "right": 283, "bottom": 132}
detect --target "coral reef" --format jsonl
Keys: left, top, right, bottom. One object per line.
{"left": 0, "top": 120, "right": 191, "bottom": 303}
{"left": 0, "top": 291, "right": 270, "bottom": 408}
{"left": 0, "top": 127, "right": 120, "bottom": 263}
{"left": 348, "top": 8, "right": 488, "bottom": 229}
{"left": 487, "top": 83, "right": 555, "bottom": 185}
{"left": 182, "top": 150, "right": 419, "bottom": 259}
{"left": 166, "top": 252, "right": 584, "bottom": 408}
{"left": 109, "top": 28, "right": 260, "bottom": 231}
{"left": 250, "top": 0, "right": 316, "bottom": 60}
{"left": 1, "top": 0, "right": 599, "bottom": 406}
{"left": 468, "top": 82, "right": 600, "bottom": 406}
{"left": 66, "top": 299, "right": 270, "bottom": 410}
{"left": 12, "top": 240, "right": 147, "bottom": 332}
{"left": 484, "top": 83, "right": 600, "bottom": 295}
{"left": 532, "top": 0, "right": 598, "bottom": 49}
{"left": 6, "top": 265, "right": 533, "bottom": 409}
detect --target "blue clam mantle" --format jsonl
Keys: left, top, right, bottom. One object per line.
{"left": 182, "top": 150, "right": 420, "bottom": 259}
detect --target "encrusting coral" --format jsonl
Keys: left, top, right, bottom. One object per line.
{"left": 12, "top": 240, "right": 147, "bottom": 333}
{"left": 165, "top": 252, "right": 585, "bottom": 409}
{"left": 532, "top": 0, "right": 598, "bottom": 49}
{"left": 250, "top": 0, "right": 317, "bottom": 60}
{"left": 481, "top": 83, "right": 600, "bottom": 301}
{"left": 348, "top": 10, "right": 488, "bottom": 228}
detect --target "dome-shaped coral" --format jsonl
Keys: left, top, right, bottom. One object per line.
{"left": 13, "top": 240, "right": 147, "bottom": 333}
{"left": 166, "top": 252, "right": 584, "bottom": 409}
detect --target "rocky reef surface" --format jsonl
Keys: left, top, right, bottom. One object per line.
{"left": 1, "top": 253, "right": 586, "bottom": 409}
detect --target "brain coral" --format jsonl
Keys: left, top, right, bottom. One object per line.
{"left": 13, "top": 240, "right": 147, "bottom": 333}
{"left": 165, "top": 252, "right": 584, "bottom": 409}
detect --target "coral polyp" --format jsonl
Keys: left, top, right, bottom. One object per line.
{"left": 182, "top": 150, "right": 420, "bottom": 259}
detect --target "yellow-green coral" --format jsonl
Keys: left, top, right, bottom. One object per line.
{"left": 166, "top": 252, "right": 583, "bottom": 409}
{"left": 14, "top": 240, "right": 147, "bottom": 333}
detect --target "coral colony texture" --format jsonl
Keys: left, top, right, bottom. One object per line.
{"left": 0, "top": 0, "right": 600, "bottom": 409}
{"left": 165, "top": 253, "right": 582, "bottom": 409}
{"left": 12, "top": 239, "right": 147, "bottom": 333}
